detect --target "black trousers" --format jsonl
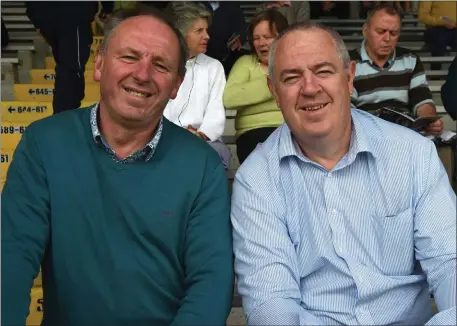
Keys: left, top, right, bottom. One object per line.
{"left": 424, "top": 27, "right": 457, "bottom": 70}
{"left": 236, "top": 127, "right": 277, "bottom": 164}
{"left": 30, "top": 19, "right": 93, "bottom": 114}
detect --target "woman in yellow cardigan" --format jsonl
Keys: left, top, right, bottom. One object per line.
{"left": 223, "top": 10, "right": 288, "bottom": 164}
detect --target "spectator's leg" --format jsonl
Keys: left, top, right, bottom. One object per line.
{"left": 424, "top": 27, "right": 448, "bottom": 70}
{"left": 53, "top": 22, "right": 93, "bottom": 114}
{"left": 235, "top": 127, "right": 277, "bottom": 164}
{"left": 449, "top": 28, "right": 457, "bottom": 51}
{"left": 1, "top": 18, "right": 9, "bottom": 48}
{"left": 207, "top": 140, "right": 232, "bottom": 171}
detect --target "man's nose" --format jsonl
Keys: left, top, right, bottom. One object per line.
{"left": 133, "top": 58, "right": 152, "bottom": 82}
{"left": 300, "top": 73, "right": 321, "bottom": 96}
{"left": 383, "top": 31, "right": 391, "bottom": 41}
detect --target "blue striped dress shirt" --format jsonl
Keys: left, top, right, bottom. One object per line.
{"left": 231, "top": 108, "right": 456, "bottom": 325}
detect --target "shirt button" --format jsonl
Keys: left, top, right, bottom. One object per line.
{"left": 332, "top": 209, "right": 337, "bottom": 214}
{"left": 328, "top": 172, "right": 332, "bottom": 178}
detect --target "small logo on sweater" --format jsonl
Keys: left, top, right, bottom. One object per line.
{"left": 163, "top": 211, "right": 173, "bottom": 216}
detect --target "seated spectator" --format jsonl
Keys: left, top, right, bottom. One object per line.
{"left": 256, "top": 1, "right": 310, "bottom": 25}
{"left": 231, "top": 21, "right": 456, "bottom": 326}
{"left": 2, "top": 7, "right": 234, "bottom": 326}
{"left": 223, "top": 9, "right": 288, "bottom": 164}
{"left": 419, "top": 1, "right": 456, "bottom": 70}
{"left": 441, "top": 55, "right": 457, "bottom": 121}
{"left": 163, "top": 2, "right": 231, "bottom": 170}
{"left": 349, "top": 3, "right": 443, "bottom": 136}
{"left": 199, "top": 1, "right": 248, "bottom": 76}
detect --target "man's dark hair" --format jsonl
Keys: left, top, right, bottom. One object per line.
{"left": 366, "top": 2, "right": 402, "bottom": 25}
{"left": 99, "top": 6, "right": 188, "bottom": 78}
{"left": 247, "top": 9, "right": 289, "bottom": 55}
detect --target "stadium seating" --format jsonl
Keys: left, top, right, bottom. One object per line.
{"left": 1, "top": 2, "right": 452, "bottom": 325}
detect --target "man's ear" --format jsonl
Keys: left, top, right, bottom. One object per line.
{"left": 362, "top": 23, "right": 368, "bottom": 39}
{"left": 267, "top": 76, "right": 280, "bottom": 108}
{"left": 347, "top": 60, "right": 357, "bottom": 95}
{"left": 170, "top": 75, "right": 184, "bottom": 100}
{"left": 93, "top": 51, "right": 103, "bottom": 82}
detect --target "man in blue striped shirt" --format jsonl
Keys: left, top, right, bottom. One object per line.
{"left": 349, "top": 3, "right": 443, "bottom": 136}
{"left": 231, "top": 21, "right": 456, "bottom": 325}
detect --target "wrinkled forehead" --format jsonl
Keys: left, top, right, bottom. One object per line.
{"left": 112, "top": 16, "right": 179, "bottom": 49}
{"left": 274, "top": 30, "right": 342, "bottom": 70}
{"left": 110, "top": 16, "right": 181, "bottom": 59}
{"left": 369, "top": 11, "right": 401, "bottom": 30}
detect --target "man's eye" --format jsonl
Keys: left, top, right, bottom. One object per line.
{"left": 284, "top": 76, "right": 299, "bottom": 83}
{"left": 317, "top": 70, "right": 332, "bottom": 76}
{"left": 121, "top": 56, "right": 137, "bottom": 62}
{"left": 154, "top": 63, "right": 169, "bottom": 72}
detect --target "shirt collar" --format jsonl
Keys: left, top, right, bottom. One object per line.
{"left": 278, "top": 108, "right": 376, "bottom": 168}
{"left": 360, "top": 39, "right": 396, "bottom": 68}
{"left": 187, "top": 54, "right": 202, "bottom": 68}
{"left": 90, "top": 102, "right": 163, "bottom": 163}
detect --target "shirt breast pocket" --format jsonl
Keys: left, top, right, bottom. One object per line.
{"left": 378, "top": 207, "right": 415, "bottom": 276}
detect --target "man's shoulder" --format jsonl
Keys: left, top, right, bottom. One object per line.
{"left": 352, "top": 109, "right": 434, "bottom": 151}
{"left": 26, "top": 107, "right": 91, "bottom": 138}
{"left": 395, "top": 46, "right": 419, "bottom": 59}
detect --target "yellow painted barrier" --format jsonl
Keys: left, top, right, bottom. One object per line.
{"left": 30, "top": 69, "right": 97, "bottom": 84}
{"left": 1, "top": 147, "right": 15, "bottom": 182}
{"left": 1, "top": 123, "right": 27, "bottom": 151}
{"left": 2, "top": 101, "right": 99, "bottom": 124}
{"left": 91, "top": 36, "right": 104, "bottom": 54}
{"left": 26, "top": 287, "right": 43, "bottom": 326}
{"left": 2, "top": 102, "right": 53, "bottom": 124}
{"left": 45, "top": 56, "right": 96, "bottom": 70}
{"left": 14, "top": 84, "right": 100, "bottom": 102}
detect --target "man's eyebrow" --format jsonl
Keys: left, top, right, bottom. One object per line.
{"left": 313, "top": 62, "right": 337, "bottom": 70}
{"left": 279, "top": 62, "right": 337, "bottom": 78}
{"left": 119, "top": 47, "right": 172, "bottom": 65}
{"left": 118, "top": 47, "right": 143, "bottom": 57}
{"left": 279, "top": 68, "right": 302, "bottom": 78}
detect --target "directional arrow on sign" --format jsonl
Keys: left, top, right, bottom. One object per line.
{"left": 8, "top": 107, "right": 15, "bottom": 113}
{"left": 44, "top": 74, "right": 51, "bottom": 80}
{"left": 29, "top": 89, "right": 35, "bottom": 94}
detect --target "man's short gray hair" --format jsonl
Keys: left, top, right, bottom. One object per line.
{"left": 98, "top": 6, "right": 188, "bottom": 79}
{"left": 268, "top": 22, "right": 351, "bottom": 81}
{"left": 166, "top": 2, "right": 212, "bottom": 38}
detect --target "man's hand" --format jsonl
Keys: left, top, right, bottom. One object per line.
{"left": 424, "top": 119, "right": 444, "bottom": 136}
{"left": 444, "top": 20, "right": 457, "bottom": 29}
{"left": 227, "top": 34, "right": 242, "bottom": 51}
{"left": 417, "top": 104, "right": 444, "bottom": 136}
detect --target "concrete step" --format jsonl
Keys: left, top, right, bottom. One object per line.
{"left": 30, "top": 69, "right": 97, "bottom": 84}
{"left": 12, "top": 83, "right": 99, "bottom": 101}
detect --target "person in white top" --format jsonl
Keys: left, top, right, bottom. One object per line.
{"left": 164, "top": 2, "right": 231, "bottom": 169}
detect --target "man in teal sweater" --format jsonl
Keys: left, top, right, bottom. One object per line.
{"left": 2, "top": 7, "right": 234, "bottom": 326}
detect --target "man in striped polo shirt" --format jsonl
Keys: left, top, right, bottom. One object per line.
{"left": 350, "top": 3, "right": 443, "bottom": 136}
